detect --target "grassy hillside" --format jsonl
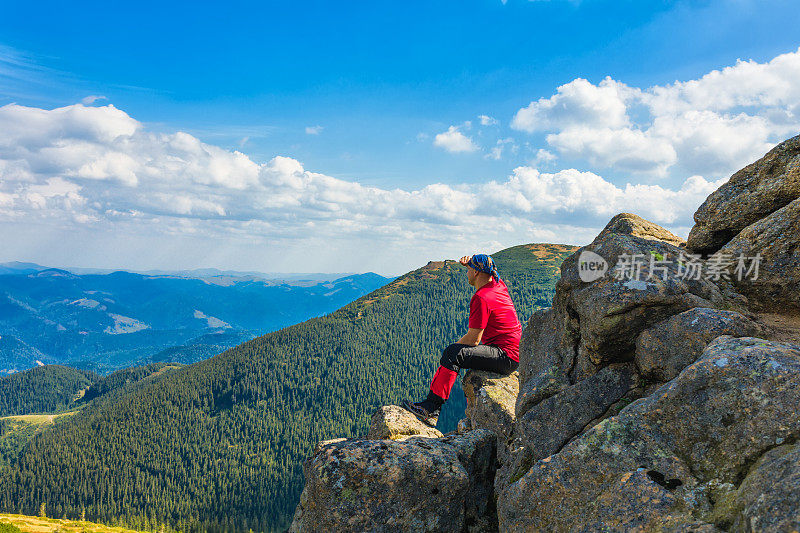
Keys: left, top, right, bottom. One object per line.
{"left": 0, "top": 514, "right": 145, "bottom": 533}
{"left": 0, "top": 243, "right": 577, "bottom": 532}
{"left": 0, "top": 366, "right": 98, "bottom": 417}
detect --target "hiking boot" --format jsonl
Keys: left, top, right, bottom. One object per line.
{"left": 402, "top": 399, "right": 439, "bottom": 428}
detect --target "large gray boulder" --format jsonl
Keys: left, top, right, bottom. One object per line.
{"left": 368, "top": 405, "right": 444, "bottom": 440}
{"left": 724, "top": 442, "right": 800, "bottom": 531}
{"left": 514, "top": 364, "right": 569, "bottom": 420}
{"left": 462, "top": 370, "right": 518, "bottom": 447}
{"left": 290, "top": 430, "right": 498, "bottom": 533}
{"left": 541, "top": 213, "right": 727, "bottom": 382}
{"left": 687, "top": 133, "right": 800, "bottom": 256}
{"left": 594, "top": 211, "right": 687, "bottom": 247}
{"left": 718, "top": 197, "right": 800, "bottom": 313}
{"left": 498, "top": 363, "right": 636, "bottom": 493}
{"left": 499, "top": 214, "right": 733, "bottom": 496}
{"left": 497, "top": 336, "right": 800, "bottom": 532}
{"left": 514, "top": 363, "right": 635, "bottom": 461}
{"left": 516, "top": 308, "right": 552, "bottom": 385}
{"left": 635, "top": 307, "right": 764, "bottom": 382}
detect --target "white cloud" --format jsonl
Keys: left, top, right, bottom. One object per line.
{"left": 512, "top": 77, "right": 635, "bottom": 132}
{"left": 0, "top": 101, "right": 727, "bottom": 275}
{"left": 305, "top": 125, "right": 323, "bottom": 135}
{"left": 533, "top": 149, "right": 557, "bottom": 166}
{"left": 546, "top": 126, "right": 677, "bottom": 175}
{"left": 478, "top": 114, "right": 498, "bottom": 126}
{"left": 511, "top": 47, "right": 800, "bottom": 177}
{"left": 486, "top": 138, "right": 517, "bottom": 160}
{"left": 433, "top": 125, "right": 479, "bottom": 153}
{"left": 81, "top": 95, "right": 107, "bottom": 105}
{"left": 482, "top": 167, "right": 724, "bottom": 225}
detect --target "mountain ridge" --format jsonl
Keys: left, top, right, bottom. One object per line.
{"left": 0, "top": 261, "right": 367, "bottom": 281}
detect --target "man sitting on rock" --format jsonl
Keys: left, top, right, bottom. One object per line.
{"left": 403, "top": 254, "right": 522, "bottom": 427}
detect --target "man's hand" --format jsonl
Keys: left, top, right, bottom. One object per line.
{"left": 459, "top": 255, "right": 472, "bottom": 267}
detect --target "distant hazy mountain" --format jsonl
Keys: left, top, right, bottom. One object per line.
{"left": 0, "top": 261, "right": 358, "bottom": 281}
{"left": 0, "top": 262, "right": 50, "bottom": 276}
{"left": 0, "top": 268, "right": 392, "bottom": 374}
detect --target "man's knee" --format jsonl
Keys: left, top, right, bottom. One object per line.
{"left": 440, "top": 343, "right": 463, "bottom": 369}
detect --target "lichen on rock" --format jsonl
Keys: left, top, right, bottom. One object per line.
{"left": 718, "top": 196, "right": 800, "bottom": 313}
{"left": 545, "top": 212, "right": 727, "bottom": 383}
{"left": 635, "top": 307, "right": 764, "bottom": 382}
{"left": 367, "top": 405, "right": 444, "bottom": 440}
{"left": 289, "top": 430, "right": 498, "bottom": 533}
{"left": 462, "top": 370, "right": 518, "bottom": 442}
{"left": 497, "top": 336, "right": 800, "bottom": 532}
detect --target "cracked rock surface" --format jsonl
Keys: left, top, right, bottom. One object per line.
{"left": 498, "top": 336, "right": 800, "bottom": 532}
{"left": 290, "top": 430, "right": 497, "bottom": 533}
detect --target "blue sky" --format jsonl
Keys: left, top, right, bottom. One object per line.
{"left": 1, "top": 0, "right": 799, "bottom": 274}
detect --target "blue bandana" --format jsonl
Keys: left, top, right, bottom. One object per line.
{"left": 467, "top": 254, "right": 500, "bottom": 280}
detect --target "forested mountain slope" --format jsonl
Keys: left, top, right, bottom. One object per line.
{"left": 77, "top": 363, "right": 183, "bottom": 404}
{"left": 0, "top": 243, "right": 576, "bottom": 532}
{"left": 0, "top": 362, "right": 182, "bottom": 474}
{"left": 0, "top": 366, "right": 98, "bottom": 417}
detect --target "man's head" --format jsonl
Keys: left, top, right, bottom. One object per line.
{"left": 465, "top": 254, "right": 499, "bottom": 287}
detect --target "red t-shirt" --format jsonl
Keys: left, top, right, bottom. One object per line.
{"left": 468, "top": 278, "right": 522, "bottom": 362}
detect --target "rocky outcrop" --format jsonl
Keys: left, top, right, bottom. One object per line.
{"left": 493, "top": 178, "right": 800, "bottom": 515}
{"left": 516, "top": 308, "right": 551, "bottom": 386}
{"left": 368, "top": 405, "right": 444, "bottom": 440}
{"left": 514, "top": 362, "right": 569, "bottom": 421}
{"left": 290, "top": 430, "right": 498, "bottom": 533}
{"left": 595, "top": 211, "right": 686, "bottom": 247}
{"left": 722, "top": 442, "right": 800, "bottom": 531}
{"left": 291, "top": 373, "right": 516, "bottom": 532}
{"left": 498, "top": 336, "right": 800, "bottom": 531}
{"left": 502, "top": 363, "right": 637, "bottom": 490}
{"left": 682, "top": 134, "right": 800, "bottom": 314}
{"left": 290, "top": 137, "right": 800, "bottom": 533}
{"left": 497, "top": 214, "right": 711, "bottom": 493}
{"left": 461, "top": 370, "right": 518, "bottom": 445}
{"left": 635, "top": 307, "right": 764, "bottom": 382}
{"left": 541, "top": 213, "right": 727, "bottom": 383}
{"left": 718, "top": 196, "right": 800, "bottom": 312}
{"left": 687, "top": 133, "right": 800, "bottom": 256}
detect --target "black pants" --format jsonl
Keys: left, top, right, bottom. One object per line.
{"left": 440, "top": 343, "right": 518, "bottom": 375}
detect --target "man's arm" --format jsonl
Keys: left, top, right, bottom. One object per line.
{"left": 457, "top": 327, "right": 484, "bottom": 346}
